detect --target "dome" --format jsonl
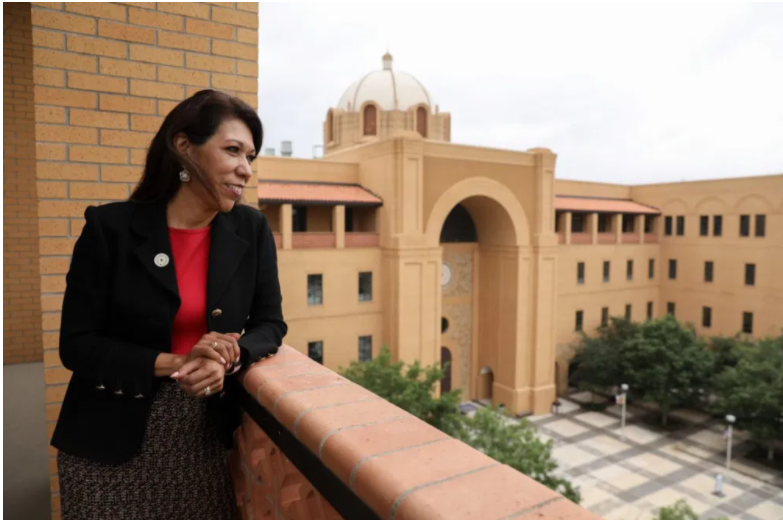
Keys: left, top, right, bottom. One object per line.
{"left": 337, "top": 53, "right": 433, "bottom": 112}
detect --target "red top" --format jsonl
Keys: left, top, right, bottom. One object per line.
{"left": 169, "top": 226, "right": 211, "bottom": 356}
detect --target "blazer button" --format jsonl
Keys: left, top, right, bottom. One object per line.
{"left": 211, "top": 309, "right": 223, "bottom": 318}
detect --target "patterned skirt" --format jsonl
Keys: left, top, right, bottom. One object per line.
{"left": 58, "top": 382, "right": 239, "bottom": 520}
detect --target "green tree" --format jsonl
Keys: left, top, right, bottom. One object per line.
{"left": 713, "top": 335, "right": 783, "bottom": 461}
{"left": 624, "top": 316, "right": 714, "bottom": 426}
{"left": 572, "top": 317, "right": 636, "bottom": 402}
{"left": 340, "top": 347, "right": 580, "bottom": 503}
{"left": 656, "top": 499, "right": 728, "bottom": 520}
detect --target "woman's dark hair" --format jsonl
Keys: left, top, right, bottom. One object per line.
{"left": 131, "top": 89, "right": 263, "bottom": 204}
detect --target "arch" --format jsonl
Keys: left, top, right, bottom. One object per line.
{"left": 425, "top": 177, "right": 530, "bottom": 248}
{"left": 734, "top": 193, "right": 774, "bottom": 213}
{"left": 416, "top": 105, "right": 428, "bottom": 137}
{"left": 659, "top": 198, "right": 689, "bottom": 214}
{"left": 440, "top": 203, "right": 478, "bottom": 243}
{"left": 362, "top": 103, "right": 377, "bottom": 136}
{"left": 326, "top": 109, "right": 334, "bottom": 143}
{"left": 695, "top": 195, "right": 730, "bottom": 214}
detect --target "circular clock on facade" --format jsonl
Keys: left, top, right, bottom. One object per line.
{"left": 441, "top": 262, "right": 452, "bottom": 287}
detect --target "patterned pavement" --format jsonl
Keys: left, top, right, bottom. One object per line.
{"left": 518, "top": 395, "right": 783, "bottom": 520}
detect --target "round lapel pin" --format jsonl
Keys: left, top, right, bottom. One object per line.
{"left": 154, "top": 253, "right": 169, "bottom": 267}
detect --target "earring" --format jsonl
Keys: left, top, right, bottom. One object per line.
{"left": 179, "top": 170, "right": 191, "bottom": 182}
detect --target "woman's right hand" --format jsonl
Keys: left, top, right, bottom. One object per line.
{"left": 185, "top": 332, "right": 241, "bottom": 370}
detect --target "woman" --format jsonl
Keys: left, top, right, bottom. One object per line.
{"left": 51, "top": 90, "right": 287, "bottom": 520}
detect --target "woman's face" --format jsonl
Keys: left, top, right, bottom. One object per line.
{"left": 181, "top": 118, "right": 256, "bottom": 213}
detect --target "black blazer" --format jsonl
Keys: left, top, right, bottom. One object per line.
{"left": 51, "top": 200, "right": 287, "bottom": 464}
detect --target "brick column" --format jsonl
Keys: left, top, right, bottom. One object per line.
{"left": 29, "top": 3, "right": 260, "bottom": 516}
{"left": 4, "top": 3, "right": 44, "bottom": 365}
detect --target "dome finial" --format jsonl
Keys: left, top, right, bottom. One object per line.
{"left": 382, "top": 50, "right": 393, "bottom": 71}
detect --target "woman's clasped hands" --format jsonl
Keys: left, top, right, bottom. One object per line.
{"left": 171, "top": 332, "right": 241, "bottom": 398}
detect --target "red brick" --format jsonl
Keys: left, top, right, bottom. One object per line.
{"left": 68, "top": 72, "right": 128, "bottom": 94}
{"left": 98, "top": 20, "right": 155, "bottom": 44}
{"left": 34, "top": 87, "right": 97, "bottom": 108}
{"left": 65, "top": 2, "right": 126, "bottom": 22}
{"left": 32, "top": 9, "right": 96, "bottom": 35}
{"left": 129, "top": 7, "right": 183, "bottom": 32}
{"left": 66, "top": 34, "right": 127, "bottom": 58}
{"left": 185, "top": 18, "right": 235, "bottom": 40}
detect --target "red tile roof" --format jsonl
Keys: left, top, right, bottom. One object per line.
{"left": 257, "top": 181, "right": 382, "bottom": 206}
{"left": 555, "top": 196, "right": 659, "bottom": 214}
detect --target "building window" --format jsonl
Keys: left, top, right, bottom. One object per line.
{"left": 601, "top": 307, "right": 609, "bottom": 327}
{"left": 699, "top": 215, "right": 709, "bottom": 236}
{"left": 308, "top": 341, "right": 323, "bottom": 364}
{"left": 416, "top": 106, "right": 427, "bottom": 137}
{"left": 668, "top": 259, "right": 677, "bottom": 280}
{"left": 622, "top": 215, "right": 635, "bottom": 233}
{"left": 359, "top": 272, "right": 373, "bottom": 301}
{"left": 755, "top": 214, "right": 766, "bottom": 237}
{"left": 625, "top": 304, "right": 632, "bottom": 321}
{"left": 676, "top": 216, "right": 685, "bottom": 236}
{"left": 358, "top": 336, "right": 372, "bottom": 363}
{"left": 745, "top": 264, "right": 755, "bottom": 286}
{"left": 742, "top": 312, "right": 753, "bottom": 334}
{"left": 363, "top": 104, "right": 377, "bottom": 136}
{"left": 307, "top": 274, "right": 323, "bottom": 305}
{"left": 667, "top": 302, "right": 676, "bottom": 316}
{"left": 292, "top": 206, "right": 308, "bottom": 232}
{"left": 740, "top": 215, "right": 750, "bottom": 237}
{"left": 345, "top": 207, "right": 354, "bottom": 232}
{"left": 644, "top": 215, "right": 655, "bottom": 234}
{"left": 648, "top": 258, "right": 655, "bottom": 279}
{"left": 327, "top": 110, "right": 334, "bottom": 143}
{"left": 598, "top": 214, "right": 612, "bottom": 233}
{"left": 626, "top": 259, "right": 633, "bottom": 281}
{"left": 713, "top": 215, "right": 723, "bottom": 236}
{"left": 577, "top": 262, "right": 585, "bottom": 285}
{"left": 704, "top": 261, "right": 714, "bottom": 282}
{"left": 647, "top": 301, "right": 653, "bottom": 320}
{"left": 703, "top": 307, "right": 712, "bottom": 328}
{"left": 664, "top": 216, "right": 673, "bottom": 236}
{"left": 603, "top": 261, "right": 610, "bottom": 283}
{"left": 555, "top": 212, "right": 561, "bottom": 233}
{"left": 571, "top": 213, "right": 586, "bottom": 233}
{"left": 575, "top": 310, "right": 584, "bottom": 332}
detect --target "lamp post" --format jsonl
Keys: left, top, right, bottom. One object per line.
{"left": 619, "top": 384, "right": 629, "bottom": 440}
{"left": 552, "top": 399, "right": 562, "bottom": 416}
{"left": 725, "top": 414, "right": 736, "bottom": 479}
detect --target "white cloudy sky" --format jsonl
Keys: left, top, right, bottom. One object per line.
{"left": 257, "top": 3, "right": 783, "bottom": 184}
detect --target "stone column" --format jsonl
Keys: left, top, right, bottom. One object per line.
{"left": 589, "top": 212, "right": 599, "bottom": 244}
{"left": 564, "top": 211, "right": 572, "bottom": 244}
{"left": 334, "top": 205, "right": 345, "bottom": 249}
{"left": 614, "top": 214, "right": 623, "bottom": 243}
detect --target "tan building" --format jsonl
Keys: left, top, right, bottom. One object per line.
{"left": 258, "top": 54, "right": 783, "bottom": 416}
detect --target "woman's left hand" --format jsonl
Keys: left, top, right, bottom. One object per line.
{"left": 171, "top": 356, "right": 226, "bottom": 398}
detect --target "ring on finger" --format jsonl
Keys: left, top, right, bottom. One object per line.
{"left": 204, "top": 385, "right": 211, "bottom": 396}
{"left": 210, "top": 341, "right": 219, "bottom": 349}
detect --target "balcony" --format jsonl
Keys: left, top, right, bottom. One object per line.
{"left": 597, "top": 232, "right": 616, "bottom": 244}
{"left": 273, "top": 232, "right": 282, "bottom": 249}
{"left": 570, "top": 232, "right": 592, "bottom": 245}
{"left": 644, "top": 233, "right": 658, "bottom": 244}
{"left": 345, "top": 232, "right": 379, "bottom": 248}
{"left": 292, "top": 232, "right": 337, "bottom": 249}
{"left": 621, "top": 233, "right": 640, "bottom": 244}
{"left": 232, "top": 346, "right": 599, "bottom": 520}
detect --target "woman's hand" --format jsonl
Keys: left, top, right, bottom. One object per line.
{"left": 171, "top": 356, "right": 226, "bottom": 398}
{"left": 185, "top": 332, "right": 241, "bottom": 371}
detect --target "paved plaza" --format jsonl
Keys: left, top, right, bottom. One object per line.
{"left": 522, "top": 395, "right": 783, "bottom": 520}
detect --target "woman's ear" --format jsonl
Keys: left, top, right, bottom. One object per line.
{"left": 173, "top": 133, "right": 191, "bottom": 158}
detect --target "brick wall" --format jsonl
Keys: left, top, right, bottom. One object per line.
{"left": 28, "top": 3, "right": 259, "bottom": 517}
{"left": 4, "top": 3, "right": 44, "bottom": 364}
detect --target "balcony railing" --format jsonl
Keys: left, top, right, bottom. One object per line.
{"left": 597, "top": 232, "right": 616, "bottom": 244}
{"left": 621, "top": 232, "right": 640, "bottom": 244}
{"left": 570, "top": 232, "right": 592, "bottom": 245}
{"left": 345, "top": 232, "right": 379, "bottom": 248}
{"left": 292, "top": 232, "right": 336, "bottom": 249}
{"left": 273, "top": 232, "right": 282, "bottom": 249}
{"left": 644, "top": 233, "right": 658, "bottom": 243}
{"left": 231, "top": 346, "right": 600, "bottom": 520}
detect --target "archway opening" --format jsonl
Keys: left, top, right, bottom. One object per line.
{"left": 440, "top": 347, "right": 452, "bottom": 394}
{"left": 363, "top": 104, "right": 377, "bottom": 136}
{"left": 416, "top": 106, "right": 428, "bottom": 137}
{"left": 478, "top": 366, "right": 493, "bottom": 404}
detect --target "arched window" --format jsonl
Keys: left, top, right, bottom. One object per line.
{"left": 363, "top": 104, "right": 377, "bottom": 136}
{"left": 440, "top": 204, "right": 478, "bottom": 243}
{"left": 326, "top": 110, "right": 334, "bottom": 143}
{"left": 416, "top": 106, "right": 427, "bottom": 137}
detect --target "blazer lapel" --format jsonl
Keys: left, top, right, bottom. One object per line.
{"left": 131, "top": 202, "right": 180, "bottom": 304}
{"left": 207, "top": 210, "right": 249, "bottom": 310}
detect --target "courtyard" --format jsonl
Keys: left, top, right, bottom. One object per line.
{"left": 523, "top": 395, "right": 783, "bottom": 520}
